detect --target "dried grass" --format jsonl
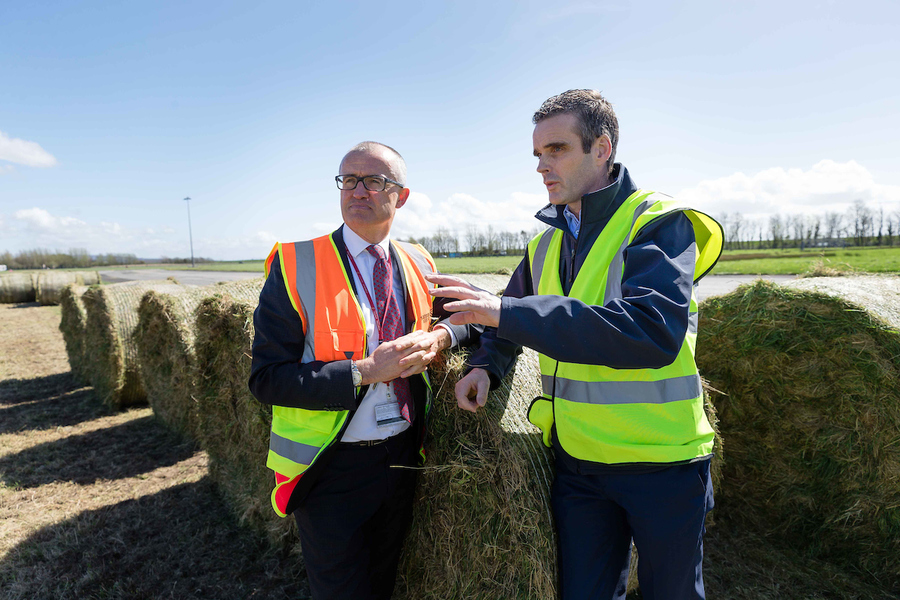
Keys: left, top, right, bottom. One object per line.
{"left": 697, "top": 279, "right": 900, "bottom": 592}
{"left": 58, "top": 284, "right": 90, "bottom": 385}
{"left": 81, "top": 280, "right": 179, "bottom": 409}
{"left": 36, "top": 271, "right": 101, "bottom": 305}
{"left": 191, "top": 280, "right": 295, "bottom": 548}
{"left": 0, "top": 272, "right": 37, "bottom": 304}
{"left": 134, "top": 279, "right": 267, "bottom": 442}
{"left": 396, "top": 347, "right": 557, "bottom": 599}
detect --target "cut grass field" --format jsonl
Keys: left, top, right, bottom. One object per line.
{"left": 0, "top": 303, "right": 305, "bottom": 599}
{"left": 2, "top": 301, "right": 895, "bottom": 598}
{"left": 92, "top": 244, "right": 900, "bottom": 277}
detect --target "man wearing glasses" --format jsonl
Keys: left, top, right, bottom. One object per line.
{"left": 249, "top": 142, "right": 478, "bottom": 600}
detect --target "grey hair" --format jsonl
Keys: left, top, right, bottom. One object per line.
{"left": 533, "top": 89, "right": 619, "bottom": 174}
{"left": 344, "top": 141, "right": 407, "bottom": 186}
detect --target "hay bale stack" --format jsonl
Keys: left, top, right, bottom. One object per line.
{"left": 81, "top": 280, "right": 179, "bottom": 409}
{"left": 36, "top": 270, "right": 101, "bottom": 305}
{"left": 0, "top": 271, "right": 37, "bottom": 303}
{"left": 135, "top": 279, "right": 266, "bottom": 441}
{"left": 398, "top": 348, "right": 557, "bottom": 599}
{"left": 398, "top": 350, "right": 722, "bottom": 599}
{"left": 192, "top": 280, "right": 290, "bottom": 546}
{"left": 58, "top": 284, "right": 90, "bottom": 383}
{"left": 696, "top": 279, "right": 900, "bottom": 588}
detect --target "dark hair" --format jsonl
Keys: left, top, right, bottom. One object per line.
{"left": 533, "top": 89, "right": 619, "bottom": 174}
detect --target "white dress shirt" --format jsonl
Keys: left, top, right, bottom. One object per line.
{"left": 341, "top": 227, "right": 411, "bottom": 442}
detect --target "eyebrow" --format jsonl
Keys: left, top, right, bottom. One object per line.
{"left": 533, "top": 141, "right": 569, "bottom": 157}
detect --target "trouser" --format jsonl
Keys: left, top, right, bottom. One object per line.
{"left": 293, "top": 428, "right": 417, "bottom": 600}
{"left": 551, "top": 455, "right": 714, "bottom": 600}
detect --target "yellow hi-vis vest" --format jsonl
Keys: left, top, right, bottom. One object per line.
{"left": 526, "top": 189, "right": 723, "bottom": 464}
{"left": 263, "top": 232, "right": 435, "bottom": 517}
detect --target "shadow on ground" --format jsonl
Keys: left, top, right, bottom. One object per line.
{"left": 0, "top": 372, "right": 79, "bottom": 405}
{"left": 0, "top": 477, "right": 307, "bottom": 600}
{"left": 0, "top": 385, "right": 111, "bottom": 434}
{"left": 0, "top": 415, "right": 199, "bottom": 488}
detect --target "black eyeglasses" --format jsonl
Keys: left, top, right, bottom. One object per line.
{"left": 335, "top": 174, "right": 404, "bottom": 192}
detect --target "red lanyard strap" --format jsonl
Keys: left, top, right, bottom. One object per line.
{"left": 347, "top": 248, "right": 395, "bottom": 339}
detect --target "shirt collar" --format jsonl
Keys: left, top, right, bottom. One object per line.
{"left": 343, "top": 225, "right": 391, "bottom": 260}
{"left": 563, "top": 205, "right": 581, "bottom": 239}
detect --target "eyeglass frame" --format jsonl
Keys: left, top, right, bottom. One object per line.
{"left": 335, "top": 174, "right": 405, "bottom": 192}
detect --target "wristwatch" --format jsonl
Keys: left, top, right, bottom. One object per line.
{"left": 350, "top": 360, "right": 362, "bottom": 387}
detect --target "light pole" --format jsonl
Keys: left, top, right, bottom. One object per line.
{"left": 183, "top": 196, "right": 195, "bottom": 268}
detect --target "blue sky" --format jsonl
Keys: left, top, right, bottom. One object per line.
{"left": 2, "top": 0, "right": 898, "bottom": 260}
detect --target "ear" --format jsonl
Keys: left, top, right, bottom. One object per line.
{"left": 593, "top": 134, "right": 612, "bottom": 168}
{"left": 395, "top": 187, "right": 410, "bottom": 209}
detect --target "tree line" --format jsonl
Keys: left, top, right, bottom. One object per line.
{"left": 719, "top": 199, "right": 899, "bottom": 251}
{"left": 0, "top": 248, "right": 212, "bottom": 270}
{"left": 407, "top": 225, "right": 545, "bottom": 257}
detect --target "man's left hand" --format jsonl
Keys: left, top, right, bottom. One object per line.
{"left": 425, "top": 273, "right": 501, "bottom": 328}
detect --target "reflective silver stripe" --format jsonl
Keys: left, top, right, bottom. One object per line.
{"left": 292, "top": 241, "right": 317, "bottom": 363}
{"left": 541, "top": 373, "right": 702, "bottom": 405}
{"left": 603, "top": 198, "right": 655, "bottom": 304}
{"left": 530, "top": 228, "right": 555, "bottom": 295}
{"left": 269, "top": 431, "right": 320, "bottom": 465}
{"left": 395, "top": 241, "right": 434, "bottom": 281}
{"left": 688, "top": 310, "right": 698, "bottom": 335}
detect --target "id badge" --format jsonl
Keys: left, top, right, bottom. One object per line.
{"left": 375, "top": 401, "right": 404, "bottom": 428}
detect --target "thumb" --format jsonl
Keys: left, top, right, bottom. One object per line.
{"left": 476, "top": 377, "right": 489, "bottom": 407}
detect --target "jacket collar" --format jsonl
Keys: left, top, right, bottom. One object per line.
{"left": 534, "top": 163, "right": 638, "bottom": 232}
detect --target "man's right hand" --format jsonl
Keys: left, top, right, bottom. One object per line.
{"left": 455, "top": 367, "right": 490, "bottom": 413}
{"left": 355, "top": 330, "right": 436, "bottom": 386}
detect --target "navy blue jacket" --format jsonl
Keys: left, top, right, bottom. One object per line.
{"left": 468, "top": 164, "right": 699, "bottom": 470}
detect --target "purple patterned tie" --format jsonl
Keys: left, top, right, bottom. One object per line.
{"left": 367, "top": 244, "right": 414, "bottom": 424}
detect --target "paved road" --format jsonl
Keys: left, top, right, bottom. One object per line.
{"left": 695, "top": 274, "right": 796, "bottom": 301}
{"left": 101, "top": 269, "right": 796, "bottom": 302}
{"left": 99, "top": 269, "right": 263, "bottom": 286}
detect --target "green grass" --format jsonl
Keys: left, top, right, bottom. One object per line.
{"left": 434, "top": 255, "right": 523, "bottom": 274}
{"left": 29, "top": 244, "right": 895, "bottom": 277}
{"left": 710, "top": 246, "right": 900, "bottom": 275}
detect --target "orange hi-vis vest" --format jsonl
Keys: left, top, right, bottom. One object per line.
{"left": 263, "top": 231, "right": 436, "bottom": 517}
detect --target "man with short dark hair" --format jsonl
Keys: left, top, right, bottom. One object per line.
{"left": 428, "top": 90, "right": 724, "bottom": 600}
{"left": 249, "top": 142, "right": 479, "bottom": 600}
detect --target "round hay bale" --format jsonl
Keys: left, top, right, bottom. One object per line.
{"left": 58, "top": 284, "right": 90, "bottom": 384}
{"left": 697, "top": 279, "right": 900, "bottom": 588}
{"left": 397, "top": 347, "right": 557, "bottom": 599}
{"left": 192, "top": 281, "right": 292, "bottom": 547}
{"left": 36, "top": 270, "right": 101, "bottom": 305}
{"left": 0, "top": 271, "right": 37, "bottom": 303}
{"left": 397, "top": 349, "right": 723, "bottom": 599}
{"left": 787, "top": 274, "right": 900, "bottom": 330}
{"left": 81, "top": 280, "right": 179, "bottom": 409}
{"left": 135, "top": 279, "right": 266, "bottom": 442}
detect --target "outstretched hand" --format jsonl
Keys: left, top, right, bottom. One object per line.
{"left": 455, "top": 367, "right": 491, "bottom": 413}
{"left": 425, "top": 273, "right": 502, "bottom": 328}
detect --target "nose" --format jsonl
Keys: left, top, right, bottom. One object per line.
{"left": 351, "top": 180, "right": 369, "bottom": 198}
{"left": 536, "top": 155, "right": 549, "bottom": 173}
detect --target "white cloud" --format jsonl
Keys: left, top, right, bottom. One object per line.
{"left": 0, "top": 131, "right": 57, "bottom": 168}
{"left": 678, "top": 160, "right": 900, "bottom": 222}
{"left": 15, "top": 207, "right": 87, "bottom": 230}
{"left": 393, "top": 190, "right": 546, "bottom": 242}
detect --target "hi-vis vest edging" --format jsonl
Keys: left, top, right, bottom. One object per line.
{"left": 263, "top": 232, "right": 436, "bottom": 517}
{"left": 526, "top": 189, "right": 724, "bottom": 465}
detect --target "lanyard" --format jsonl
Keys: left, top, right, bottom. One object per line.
{"left": 347, "top": 247, "right": 396, "bottom": 339}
